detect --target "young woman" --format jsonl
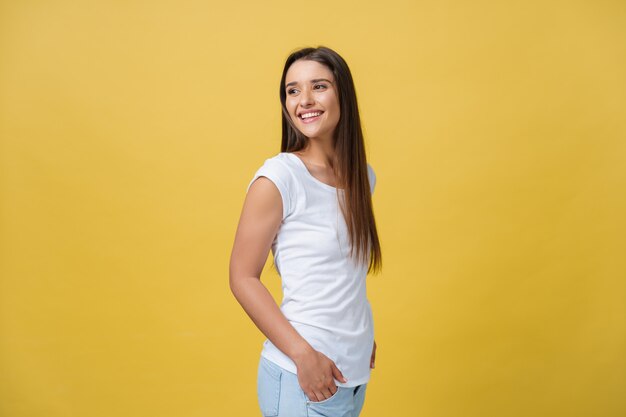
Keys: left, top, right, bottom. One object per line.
{"left": 229, "top": 46, "right": 382, "bottom": 417}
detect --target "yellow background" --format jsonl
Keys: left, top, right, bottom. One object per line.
{"left": 1, "top": 1, "right": 625, "bottom": 416}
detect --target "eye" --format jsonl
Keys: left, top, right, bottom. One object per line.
{"left": 314, "top": 84, "right": 328, "bottom": 90}
{"left": 287, "top": 88, "right": 298, "bottom": 95}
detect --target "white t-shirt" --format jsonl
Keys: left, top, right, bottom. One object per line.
{"left": 246, "top": 151, "right": 376, "bottom": 387}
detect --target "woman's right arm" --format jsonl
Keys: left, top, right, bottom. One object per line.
{"left": 229, "top": 176, "right": 347, "bottom": 402}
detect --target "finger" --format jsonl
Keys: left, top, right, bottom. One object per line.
{"left": 331, "top": 363, "right": 348, "bottom": 383}
{"left": 306, "top": 390, "right": 318, "bottom": 402}
{"left": 312, "top": 389, "right": 325, "bottom": 402}
{"left": 311, "top": 386, "right": 335, "bottom": 402}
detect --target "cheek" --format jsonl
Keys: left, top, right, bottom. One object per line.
{"left": 327, "top": 97, "right": 340, "bottom": 116}
{"left": 330, "top": 104, "right": 340, "bottom": 122}
{"left": 285, "top": 102, "right": 297, "bottom": 119}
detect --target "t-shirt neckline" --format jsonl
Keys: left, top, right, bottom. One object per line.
{"left": 284, "top": 152, "right": 344, "bottom": 192}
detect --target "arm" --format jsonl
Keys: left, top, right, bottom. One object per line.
{"left": 229, "top": 176, "right": 346, "bottom": 402}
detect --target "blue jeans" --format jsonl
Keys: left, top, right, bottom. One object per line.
{"left": 257, "top": 355, "right": 368, "bottom": 417}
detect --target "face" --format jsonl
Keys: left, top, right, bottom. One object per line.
{"left": 284, "top": 59, "right": 340, "bottom": 142}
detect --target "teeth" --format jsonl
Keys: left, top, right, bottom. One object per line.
{"left": 301, "top": 111, "right": 322, "bottom": 119}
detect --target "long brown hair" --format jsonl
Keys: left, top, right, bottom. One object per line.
{"left": 279, "top": 46, "right": 382, "bottom": 274}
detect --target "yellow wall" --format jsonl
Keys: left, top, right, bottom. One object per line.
{"left": 1, "top": 1, "right": 624, "bottom": 416}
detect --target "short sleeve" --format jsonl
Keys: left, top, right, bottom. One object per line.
{"left": 367, "top": 163, "right": 376, "bottom": 195}
{"left": 246, "top": 157, "right": 294, "bottom": 220}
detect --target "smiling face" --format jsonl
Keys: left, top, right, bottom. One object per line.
{"left": 284, "top": 59, "right": 340, "bottom": 143}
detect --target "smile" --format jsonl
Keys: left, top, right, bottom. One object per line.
{"left": 299, "top": 111, "right": 324, "bottom": 123}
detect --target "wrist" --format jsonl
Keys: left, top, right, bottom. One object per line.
{"left": 289, "top": 341, "right": 314, "bottom": 365}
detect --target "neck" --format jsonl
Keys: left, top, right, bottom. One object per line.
{"left": 298, "top": 138, "right": 337, "bottom": 169}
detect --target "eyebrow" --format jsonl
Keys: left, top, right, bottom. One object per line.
{"left": 285, "top": 78, "right": 333, "bottom": 88}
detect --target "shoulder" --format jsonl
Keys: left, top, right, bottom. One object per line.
{"left": 253, "top": 152, "right": 294, "bottom": 175}
{"left": 249, "top": 151, "right": 287, "bottom": 170}
{"left": 247, "top": 153, "right": 298, "bottom": 219}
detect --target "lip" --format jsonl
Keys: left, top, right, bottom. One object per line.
{"left": 298, "top": 109, "right": 324, "bottom": 117}
{"left": 298, "top": 110, "right": 324, "bottom": 123}
{"left": 300, "top": 113, "right": 323, "bottom": 124}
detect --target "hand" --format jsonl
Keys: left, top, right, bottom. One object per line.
{"left": 294, "top": 349, "right": 347, "bottom": 402}
{"left": 370, "top": 339, "right": 376, "bottom": 369}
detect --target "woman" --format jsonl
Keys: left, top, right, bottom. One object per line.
{"left": 229, "top": 46, "right": 382, "bottom": 417}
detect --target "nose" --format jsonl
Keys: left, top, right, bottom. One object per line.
{"left": 299, "top": 87, "right": 315, "bottom": 107}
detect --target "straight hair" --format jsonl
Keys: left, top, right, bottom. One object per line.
{"left": 279, "top": 46, "right": 382, "bottom": 274}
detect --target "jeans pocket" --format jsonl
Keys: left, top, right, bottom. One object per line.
{"left": 257, "top": 358, "right": 282, "bottom": 417}
{"left": 306, "top": 386, "right": 342, "bottom": 405}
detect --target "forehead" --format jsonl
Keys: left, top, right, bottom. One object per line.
{"left": 285, "top": 60, "right": 334, "bottom": 85}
